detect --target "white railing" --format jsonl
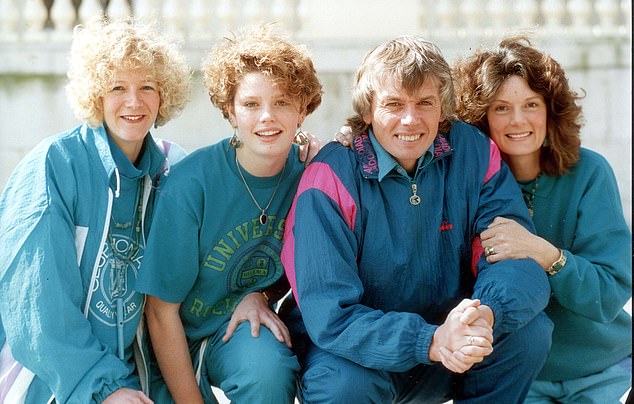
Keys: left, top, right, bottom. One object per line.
{"left": 0, "top": 0, "right": 630, "bottom": 43}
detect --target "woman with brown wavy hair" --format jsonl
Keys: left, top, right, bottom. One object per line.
{"left": 454, "top": 36, "right": 631, "bottom": 403}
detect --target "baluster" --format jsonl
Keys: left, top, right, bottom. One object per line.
{"left": 0, "top": 0, "right": 20, "bottom": 41}
{"left": 78, "top": 0, "right": 104, "bottom": 24}
{"left": 217, "top": 0, "right": 236, "bottom": 33}
{"left": 486, "top": 0, "right": 508, "bottom": 31}
{"left": 620, "top": 0, "right": 631, "bottom": 34}
{"left": 51, "top": 0, "right": 76, "bottom": 38}
{"left": 189, "top": 0, "right": 212, "bottom": 40}
{"left": 541, "top": 0, "right": 566, "bottom": 33}
{"left": 460, "top": 0, "right": 483, "bottom": 36}
{"left": 243, "top": 0, "right": 264, "bottom": 26}
{"left": 23, "top": 0, "right": 48, "bottom": 40}
{"left": 595, "top": 0, "right": 618, "bottom": 34}
{"left": 515, "top": 0, "right": 539, "bottom": 28}
{"left": 567, "top": 0, "right": 593, "bottom": 32}
{"left": 271, "top": 0, "right": 293, "bottom": 32}
{"left": 162, "top": 0, "right": 185, "bottom": 39}
{"left": 107, "top": 0, "right": 132, "bottom": 21}
{"left": 133, "top": 0, "right": 162, "bottom": 21}
{"left": 295, "top": 0, "right": 309, "bottom": 38}
{"left": 435, "top": 0, "right": 456, "bottom": 36}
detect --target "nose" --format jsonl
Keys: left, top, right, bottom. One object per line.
{"left": 401, "top": 104, "right": 417, "bottom": 125}
{"left": 259, "top": 105, "right": 274, "bottom": 122}
{"left": 124, "top": 89, "right": 143, "bottom": 108}
{"left": 510, "top": 107, "right": 526, "bottom": 125}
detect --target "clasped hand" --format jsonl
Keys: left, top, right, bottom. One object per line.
{"left": 430, "top": 299, "right": 494, "bottom": 374}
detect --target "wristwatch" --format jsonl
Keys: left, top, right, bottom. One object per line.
{"left": 546, "top": 249, "right": 567, "bottom": 276}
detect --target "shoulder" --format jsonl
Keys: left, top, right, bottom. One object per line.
{"left": 447, "top": 121, "right": 491, "bottom": 150}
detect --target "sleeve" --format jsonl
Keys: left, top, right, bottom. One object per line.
{"left": 0, "top": 152, "right": 135, "bottom": 403}
{"left": 548, "top": 156, "right": 631, "bottom": 322}
{"left": 135, "top": 172, "right": 201, "bottom": 303}
{"left": 470, "top": 139, "right": 551, "bottom": 335}
{"left": 282, "top": 160, "right": 434, "bottom": 372}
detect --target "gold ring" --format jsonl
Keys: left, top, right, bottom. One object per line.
{"left": 468, "top": 335, "right": 475, "bottom": 345}
{"left": 485, "top": 246, "right": 496, "bottom": 256}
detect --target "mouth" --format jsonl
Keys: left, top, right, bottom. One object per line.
{"left": 255, "top": 129, "right": 283, "bottom": 137}
{"left": 121, "top": 114, "right": 145, "bottom": 122}
{"left": 396, "top": 133, "right": 422, "bottom": 142}
{"left": 506, "top": 131, "right": 531, "bottom": 139}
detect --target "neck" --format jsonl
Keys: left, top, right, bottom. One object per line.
{"left": 236, "top": 149, "right": 288, "bottom": 177}
{"left": 504, "top": 153, "right": 541, "bottom": 182}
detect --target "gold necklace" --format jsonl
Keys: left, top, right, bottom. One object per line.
{"left": 235, "top": 152, "right": 287, "bottom": 225}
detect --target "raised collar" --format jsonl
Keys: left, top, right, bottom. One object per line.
{"left": 352, "top": 127, "right": 453, "bottom": 181}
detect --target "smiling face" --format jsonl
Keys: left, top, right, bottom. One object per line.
{"left": 102, "top": 69, "right": 160, "bottom": 162}
{"left": 486, "top": 75, "right": 548, "bottom": 167}
{"left": 230, "top": 72, "right": 306, "bottom": 175}
{"left": 364, "top": 75, "right": 443, "bottom": 173}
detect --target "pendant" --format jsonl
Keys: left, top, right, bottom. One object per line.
{"left": 259, "top": 213, "right": 268, "bottom": 225}
{"left": 528, "top": 207, "right": 534, "bottom": 218}
{"left": 409, "top": 183, "right": 421, "bottom": 205}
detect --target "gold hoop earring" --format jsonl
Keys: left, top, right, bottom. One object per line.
{"left": 229, "top": 128, "right": 241, "bottom": 149}
{"left": 294, "top": 129, "right": 309, "bottom": 146}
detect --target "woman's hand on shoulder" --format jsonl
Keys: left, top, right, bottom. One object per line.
{"left": 334, "top": 125, "right": 354, "bottom": 147}
{"left": 298, "top": 131, "right": 323, "bottom": 165}
{"left": 223, "top": 292, "right": 292, "bottom": 348}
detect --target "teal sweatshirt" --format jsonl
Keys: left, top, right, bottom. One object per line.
{"left": 524, "top": 148, "right": 632, "bottom": 381}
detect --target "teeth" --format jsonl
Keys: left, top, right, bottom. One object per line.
{"left": 397, "top": 134, "right": 421, "bottom": 141}
{"left": 123, "top": 115, "right": 143, "bottom": 122}
{"left": 257, "top": 130, "right": 281, "bottom": 137}
{"left": 507, "top": 132, "right": 531, "bottom": 138}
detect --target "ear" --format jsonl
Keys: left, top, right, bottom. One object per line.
{"left": 297, "top": 108, "right": 308, "bottom": 129}
{"left": 227, "top": 106, "right": 237, "bottom": 128}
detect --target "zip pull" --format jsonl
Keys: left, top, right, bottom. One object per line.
{"left": 409, "top": 183, "right": 421, "bottom": 205}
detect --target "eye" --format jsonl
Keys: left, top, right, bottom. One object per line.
{"left": 244, "top": 101, "right": 258, "bottom": 108}
{"left": 526, "top": 101, "right": 540, "bottom": 108}
{"left": 275, "top": 99, "right": 291, "bottom": 107}
{"left": 141, "top": 84, "right": 157, "bottom": 91}
{"left": 418, "top": 100, "right": 434, "bottom": 107}
{"left": 493, "top": 104, "right": 509, "bottom": 112}
{"left": 109, "top": 85, "right": 124, "bottom": 92}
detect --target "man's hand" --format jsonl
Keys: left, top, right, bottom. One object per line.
{"left": 223, "top": 292, "right": 292, "bottom": 348}
{"left": 429, "top": 299, "right": 494, "bottom": 373}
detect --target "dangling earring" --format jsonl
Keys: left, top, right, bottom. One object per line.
{"left": 294, "top": 128, "right": 309, "bottom": 146}
{"left": 229, "top": 128, "right": 241, "bottom": 149}
{"left": 543, "top": 136, "right": 549, "bottom": 147}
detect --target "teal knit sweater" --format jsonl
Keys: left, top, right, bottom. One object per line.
{"left": 522, "top": 147, "right": 631, "bottom": 381}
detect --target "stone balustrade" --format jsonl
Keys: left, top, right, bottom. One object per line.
{"left": 0, "top": 1, "right": 631, "bottom": 226}
{"left": 0, "top": 0, "right": 630, "bottom": 43}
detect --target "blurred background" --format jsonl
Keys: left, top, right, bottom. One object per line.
{"left": 0, "top": 0, "right": 631, "bottom": 229}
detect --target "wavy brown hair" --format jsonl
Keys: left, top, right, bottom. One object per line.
{"left": 454, "top": 36, "right": 583, "bottom": 176}
{"left": 202, "top": 24, "right": 322, "bottom": 122}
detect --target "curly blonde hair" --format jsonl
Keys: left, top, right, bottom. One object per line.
{"left": 202, "top": 25, "right": 322, "bottom": 121}
{"left": 347, "top": 35, "right": 456, "bottom": 135}
{"left": 453, "top": 36, "right": 583, "bottom": 176}
{"left": 65, "top": 18, "right": 191, "bottom": 128}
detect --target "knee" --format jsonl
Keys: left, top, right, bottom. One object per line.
{"left": 300, "top": 356, "right": 392, "bottom": 403}
{"left": 503, "top": 312, "right": 553, "bottom": 368}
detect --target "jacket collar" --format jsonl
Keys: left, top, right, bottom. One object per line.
{"left": 80, "top": 123, "right": 167, "bottom": 183}
{"left": 351, "top": 127, "right": 453, "bottom": 180}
